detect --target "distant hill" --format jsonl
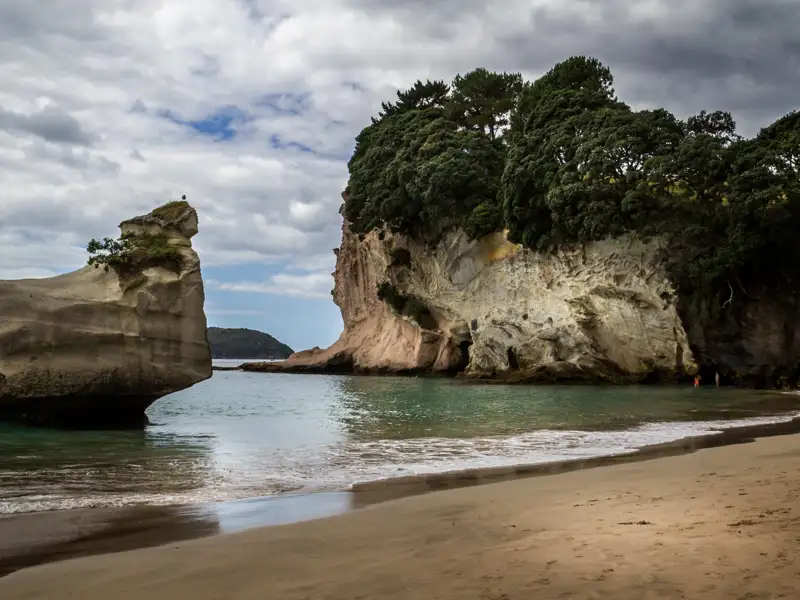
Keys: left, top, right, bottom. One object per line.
{"left": 207, "top": 327, "right": 294, "bottom": 359}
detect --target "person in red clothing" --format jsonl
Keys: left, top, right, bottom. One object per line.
{"left": 694, "top": 375, "right": 701, "bottom": 388}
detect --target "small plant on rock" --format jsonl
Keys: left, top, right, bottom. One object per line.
{"left": 376, "top": 281, "right": 437, "bottom": 329}
{"left": 87, "top": 232, "right": 183, "bottom": 274}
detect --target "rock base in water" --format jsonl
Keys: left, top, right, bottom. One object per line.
{"left": 0, "top": 202, "right": 212, "bottom": 428}
{"left": 256, "top": 218, "right": 799, "bottom": 388}
{"left": 0, "top": 395, "right": 159, "bottom": 429}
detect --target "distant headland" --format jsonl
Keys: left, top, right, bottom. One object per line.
{"left": 207, "top": 327, "right": 293, "bottom": 360}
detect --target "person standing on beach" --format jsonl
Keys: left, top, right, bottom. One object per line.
{"left": 715, "top": 372, "right": 720, "bottom": 387}
{"left": 694, "top": 375, "right": 701, "bottom": 388}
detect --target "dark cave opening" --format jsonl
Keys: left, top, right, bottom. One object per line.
{"left": 695, "top": 363, "right": 722, "bottom": 386}
{"left": 456, "top": 339, "right": 473, "bottom": 373}
{"left": 638, "top": 370, "right": 667, "bottom": 385}
{"left": 692, "top": 362, "right": 789, "bottom": 389}
{"left": 507, "top": 347, "right": 520, "bottom": 370}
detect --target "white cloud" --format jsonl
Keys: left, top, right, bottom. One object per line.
{"left": 215, "top": 272, "right": 333, "bottom": 298}
{"left": 1, "top": 0, "right": 797, "bottom": 310}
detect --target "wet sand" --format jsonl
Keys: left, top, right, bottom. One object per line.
{"left": 2, "top": 424, "right": 800, "bottom": 599}
{"left": 0, "top": 492, "right": 354, "bottom": 577}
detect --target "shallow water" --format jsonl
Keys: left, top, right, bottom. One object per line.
{"left": 1, "top": 364, "right": 798, "bottom": 514}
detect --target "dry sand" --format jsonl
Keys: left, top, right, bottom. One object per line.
{"left": 2, "top": 433, "right": 800, "bottom": 600}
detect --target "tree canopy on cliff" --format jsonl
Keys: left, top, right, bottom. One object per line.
{"left": 343, "top": 57, "right": 800, "bottom": 295}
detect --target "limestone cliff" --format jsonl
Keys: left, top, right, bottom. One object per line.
{"left": 0, "top": 203, "right": 212, "bottom": 426}
{"left": 246, "top": 193, "right": 800, "bottom": 387}
{"left": 247, "top": 219, "right": 699, "bottom": 383}
{"left": 251, "top": 214, "right": 800, "bottom": 386}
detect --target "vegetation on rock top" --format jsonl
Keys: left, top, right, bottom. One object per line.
{"left": 344, "top": 57, "right": 800, "bottom": 297}
{"left": 86, "top": 232, "right": 183, "bottom": 275}
{"left": 149, "top": 200, "right": 191, "bottom": 222}
{"left": 86, "top": 201, "right": 186, "bottom": 275}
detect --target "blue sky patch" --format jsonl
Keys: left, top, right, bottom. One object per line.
{"left": 203, "top": 263, "right": 341, "bottom": 350}
{"left": 158, "top": 106, "right": 252, "bottom": 141}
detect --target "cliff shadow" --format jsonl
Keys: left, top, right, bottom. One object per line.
{"left": 0, "top": 394, "right": 160, "bottom": 430}
{"left": 678, "top": 283, "right": 800, "bottom": 389}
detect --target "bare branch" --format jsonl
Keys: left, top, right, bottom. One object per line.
{"left": 721, "top": 281, "right": 734, "bottom": 309}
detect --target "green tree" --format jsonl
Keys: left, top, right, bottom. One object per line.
{"left": 685, "top": 110, "right": 741, "bottom": 145}
{"left": 87, "top": 234, "right": 137, "bottom": 269}
{"left": 86, "top": 232, "right": 183, "bottom": 274}
{"left": 374, "top": 79, "right": 450, "bottom": 123}
{"left": 502, "top": 58, "right": 622, "bottom": 247}
{"left": 448, "top": 68, "right": 522, "bottom": 139}
{"left": 537, "top": 55, "right": 614, "bottom": 95}
{"left": 346, "top": 107, "right": 504, "bottom": 238}
{"left": 754, "top": 110, "right": 800, "bottom": 177}
{"left": 342, "top": 55, "right": 800, "bottom": 302}
{"left": 510, "top": 56, "right": 616, "bottom": 139}
{"left": 645, "top": 131, "right": 732, "bottom": 205}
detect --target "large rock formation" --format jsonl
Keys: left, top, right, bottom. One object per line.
{"left": 0, "top": 202, "right": 212, "bottom": 426}
{"left": 245, "top": 219, "right": 695, "bottom": 383}
{"left": 248, "top": 215, "right": 800, "bottom": 387}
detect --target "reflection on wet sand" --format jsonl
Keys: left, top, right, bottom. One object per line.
{"left": 0, "top": 504, "right": 220, "bottom": 577}
{"left": 0, "top": 492, "right": 356, "bottom": 578}
{"left": 0, "top": 425, "right": 220, "bottom": 576}
{"left": 3, "top": 415, "right": 800, "bottom": 578}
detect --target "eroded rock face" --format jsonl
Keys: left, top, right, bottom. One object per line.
{"left": 678, "top": 288, "right": 800, "bottom": 387}
{"left": 402, "top": 230, "right": 698, "bottom": 382}
{"left": 251, "top": 213, "right": 800, "bottom": 386}
{"left": 252, "top": 220, "right": 699, "bottom": 383}
{"left": 0, "top": 204, "right": 212, "bottom": 426}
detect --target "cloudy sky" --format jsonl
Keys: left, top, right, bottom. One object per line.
{"left": 1, "top": 0, "right": 797, "bottom": 351}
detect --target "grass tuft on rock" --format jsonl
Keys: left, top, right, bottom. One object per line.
{"left": 149, "top": 200, "right": 190, "bottom": 222}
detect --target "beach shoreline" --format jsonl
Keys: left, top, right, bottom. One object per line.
{"left": 0, "top": 491, "right": 356, "bottom": 578}
{"left": 3, "top": 425, "right": 800, "bottom": 598}
{"left": 3, "top": 412, "right": 800, "bottom": 580}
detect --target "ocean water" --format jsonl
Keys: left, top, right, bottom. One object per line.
{"left": 1, "top": 362, "right": 798, "bottom": 514}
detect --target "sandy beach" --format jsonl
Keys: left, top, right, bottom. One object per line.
{"left": 0, "top": 430, "right": 798, "bottom": 599}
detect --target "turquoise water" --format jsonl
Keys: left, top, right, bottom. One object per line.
{"left": 1, "top": 363, "right": 798, "bottom": 514}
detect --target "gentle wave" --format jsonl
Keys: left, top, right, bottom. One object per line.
{"left": 3, "top": 411, "right": 797, "bottom": 515}
{"left": 336, "top": 412, "right": 800, "bottom": 487}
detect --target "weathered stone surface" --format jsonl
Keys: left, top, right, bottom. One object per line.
{"left": 0, "top": 203, "right": 211, "bottom": 426}
{"left": 252, "top": 221, "right": 698, "bottom": 383}
{"left": 252, "top": 197, "right": 800, "bottom": 387}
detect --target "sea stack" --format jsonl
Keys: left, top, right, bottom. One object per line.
{"left": 0, "top": 201, "right": 212, "bottom": 427}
